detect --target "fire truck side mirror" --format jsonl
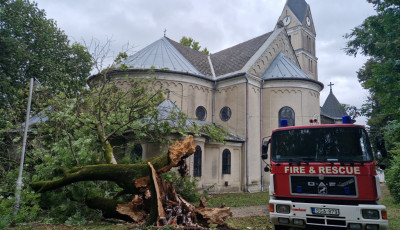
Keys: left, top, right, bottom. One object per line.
{"left": 261, "top": 140, "right": 270, "bottom": 160}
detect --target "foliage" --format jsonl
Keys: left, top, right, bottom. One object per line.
{"left": 341, "top": 104, "right": 361, "bottom": 120}
{"left": 386, "top": 153, "right": 400, "bottom": 203}
{"left": 161, "top": 170, "right": 202, "bottom": 202}
{"left": 0, "top": 0, "right": 92, "bottom": 122}
{"left": 180, "top": 36, "right": 210, "bottom": 54}
{"left": 344, "top": 0, "right": 400, "bottom": 167}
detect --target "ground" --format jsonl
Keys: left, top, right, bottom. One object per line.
{"left": 5, "top": 185, "right": 400, "bottom": 229}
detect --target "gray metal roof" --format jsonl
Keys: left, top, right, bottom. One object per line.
{"left": 118, "top": 37, "right": 204, "bottom": 76}
{"left": 211, "top": 32, "right": 273, "bottom": 76}
{"left": 262, "top": 52, "right": 310, "bottom": 79}
{"left": 286, "top": 0, "right": 308, "bottom": 23}
{"left": 321, "top": 90, "right": 348, "bottom": 119}
{"left": 166, "top": 37, "right": 213, "bottom": 76}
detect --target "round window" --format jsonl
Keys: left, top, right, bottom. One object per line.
{"left": 220, "top": 106, "right": 232, "bottom": 121}
{"left": 195, "top": 106, "right": 207, "bottom": 121}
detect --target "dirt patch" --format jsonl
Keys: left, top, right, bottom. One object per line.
{"left": 230, "top": 205, "right": 269, "bottom": 218}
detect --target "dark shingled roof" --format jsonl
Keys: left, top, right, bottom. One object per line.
{"left": 286, "top": 0, "right": 308, "bottom": 23}
{"left": 321, "top": 90, "right": 348, "bottom": 119}
{"left": 210, "top": 31, "right": 273, "bottom": 76}
{"left": 166, "top": 37, "right": 212, "bottom": 76}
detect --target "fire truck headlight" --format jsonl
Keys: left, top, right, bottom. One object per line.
{"left": 362, "top": 209, "right": 380, "bottom": 219}
{"left": 276, "top": 204, "right": 290, "bottom": 214}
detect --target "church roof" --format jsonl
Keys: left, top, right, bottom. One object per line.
{"left": 286, "top": 0, "right": 308, "bottom": 23}
{"left": 118, "top": 37, "right": 205, "bottom": 77}
{"left": 166, "top": 37, "right": 212, "bottom": 76}
{"left": 262, "top": 52, "right": 310, "bottom": 79}
{"left": 211, "top": 31, "right": 273, "bottom": 76}
{"left": 321, "top": 89, "right": 348, "bottom": 119}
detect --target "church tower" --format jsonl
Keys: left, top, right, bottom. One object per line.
{"left": 278, "top": 0, "right": 318, "bottom": 80}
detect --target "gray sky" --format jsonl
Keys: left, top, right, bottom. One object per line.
{"left": 33, "top": 0, "right": 376, "bottom": 125}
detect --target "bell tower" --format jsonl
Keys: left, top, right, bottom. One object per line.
{"left": 278, "top": 0, "right": 318, "bottom": 80}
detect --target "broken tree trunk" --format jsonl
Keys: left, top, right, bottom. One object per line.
{"left": 30, "top": 135, "right": 195, "bottom": 194}
{"left": 31, "top": 135, "right": 233, "bottom": 227}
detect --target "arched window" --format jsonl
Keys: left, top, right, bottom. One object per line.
{"left": 193, "top": 145, "right": 202, "bottom": 177}
{"left": 279, "top": 106, "right": 295, "bottom": 127}
{"left": 222, "top": 149, "right": 231, "bottom": 174}
{"left": 130, "top": 144, "right": 143, "bottom": 163}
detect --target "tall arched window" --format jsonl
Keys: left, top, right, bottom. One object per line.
{"left": 222, "top": 149, "right": 231, "bottom": 174}
{"left": 279, "top": 106, "right": 295, "bottom": 127}
{"left": 193, "top": 146, "right": 202, "bottom": 177}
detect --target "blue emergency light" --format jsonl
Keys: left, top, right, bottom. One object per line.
{"left": 342, "top": 116, "right": 352, "bottom": 124}
{"left": 280, "top": 119, "right": 288, "bottom": 127}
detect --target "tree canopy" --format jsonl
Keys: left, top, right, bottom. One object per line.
{"left": 180, "top": 36, "right": 210, "bottom": 54}
{"left": 345, "top": 0, "right": 400, "bottom": 202}
{"left": 0, "top": 0, "right": 92, "bottom": 123}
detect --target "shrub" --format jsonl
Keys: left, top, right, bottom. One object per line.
{"left": 386, "top": 152, "right": 400, "bottom": 203}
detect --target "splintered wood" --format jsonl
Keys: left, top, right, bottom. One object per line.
{"left": 115, "top": 136, "right": 232, "bottom": 228}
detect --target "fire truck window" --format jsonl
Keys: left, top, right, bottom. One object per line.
{"left": 222, "top": 149, "right": 231, "bottom": 174}
{"left": 271, "top": 127, "right": 374, "bottom": 162}
{"left": 278, "top": 106, "right": 295, "bottom": 127}
{"left": 193, "top": 145, "right": 202, "bottom": 177}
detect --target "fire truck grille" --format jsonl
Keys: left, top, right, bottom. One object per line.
{"left": 290, "top": 175, "right": 357, "bottom": 197}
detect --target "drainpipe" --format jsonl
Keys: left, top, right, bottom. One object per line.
{"left": 260, "top": 79, "right": 265, "bottom": 192}
{"left": 212, "top": 81, "right": 217, "bottom": 123}
{"left": 208, "top": 54, "right": 217, "bottom": 123}
{"left": 245, "top": 76, "right": 250, "bottom": 193}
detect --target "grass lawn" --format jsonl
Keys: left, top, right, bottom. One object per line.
{"left": 381, "top": 186, "right": 400, "bottom": 230}
{"left": 207, "top": 191, "right": 269, "bottom": 208}
{"left": 7, "top": 186, "right": 400, "bottom": 230}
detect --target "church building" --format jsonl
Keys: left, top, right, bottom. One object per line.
{"left": 89, "top": 0, "right": 325, "bottom": 193}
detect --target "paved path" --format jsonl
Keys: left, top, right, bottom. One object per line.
{"left": 230, "top": 205, "right": 269, "bottom": 218}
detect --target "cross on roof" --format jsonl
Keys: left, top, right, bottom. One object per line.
{"left": 328, "top": 82, "right": 334, "bottom": 92}
{"left": 163, "top": 28, "right": 167, "bottom": 37}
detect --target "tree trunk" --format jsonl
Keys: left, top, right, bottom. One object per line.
{"left": 30, "top": 135, "right": 195, "bottom": 193}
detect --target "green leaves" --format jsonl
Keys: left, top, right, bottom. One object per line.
{"left": 179, "top": 36, "right": 210, "bottom": 54}
{"left": 0, "top": 0, "right": 92, "bottom": 125}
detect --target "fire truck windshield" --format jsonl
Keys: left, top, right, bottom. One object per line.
{"left": 271, "top": 127, "right": 374, "bottom": 163}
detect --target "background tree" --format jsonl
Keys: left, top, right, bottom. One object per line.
{"left": 180, "top": 36, "right": 210, "bottom": 54}
{"left": 345, "top": 0, "right": 400, "bottom": 201}
{"left": 0, "top": 0, "right": 92, "bottom": 124}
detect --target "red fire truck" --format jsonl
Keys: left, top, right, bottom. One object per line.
{"left": 262, "top": 117, "right": 388, "bottom": 230}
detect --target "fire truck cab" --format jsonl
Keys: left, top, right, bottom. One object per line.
{"left": 262, "top": 117, "right": 388, "bottom": 230}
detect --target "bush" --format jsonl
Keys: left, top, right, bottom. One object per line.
{"left": 161, "top": 171, "right": 202, "bottom": 202}
{"left": 386, "top": 153, "right": 400, "bottom": 203}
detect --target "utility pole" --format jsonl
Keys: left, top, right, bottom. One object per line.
{"left": 14, "top": 78, "right": 34, "bottom": 216}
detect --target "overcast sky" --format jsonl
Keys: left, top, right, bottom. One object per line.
{"left": 33, "top": 0, "right": 376, "bottom": 125}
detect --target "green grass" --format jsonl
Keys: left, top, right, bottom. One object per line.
{"left": 7, "top": 187, "right": 400, "bottom": 230}
{"left": 207, "top": 191, "right": 270, "bottom": 208}
{"left": 226, "top": 216, "right": 272, "bottom": 230}
{"left": 381, "top": 186, "right": 400, "bottom": 230}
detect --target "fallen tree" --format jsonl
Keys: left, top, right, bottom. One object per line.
{"left": 30, "top": 135, "right": 232, "bottom": 228}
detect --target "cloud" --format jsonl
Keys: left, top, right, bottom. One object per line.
{"left": 34, "top": 0, "right": 376, "bottom": 125}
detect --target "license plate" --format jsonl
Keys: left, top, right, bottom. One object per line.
{"left": 311, "top": 207, "right": 340, "bottom": 216}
